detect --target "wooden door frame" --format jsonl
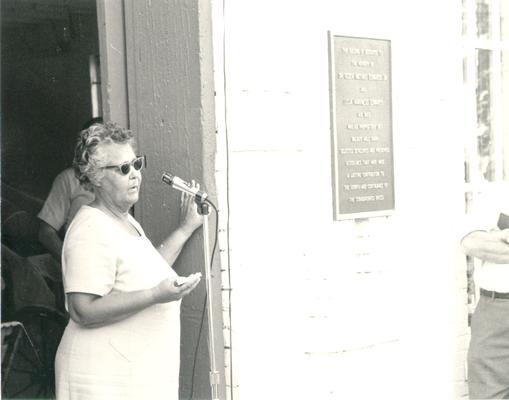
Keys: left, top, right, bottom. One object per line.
{"left": 96, "top": 1, "right": 225, "bottom": 399}
{"left": 96, "top": 0, "right": 129, "bottom": 128}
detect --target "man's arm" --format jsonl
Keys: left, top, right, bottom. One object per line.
{"left": 37, "top": 169, "right": 73, "bottom": 260}
{"left": 461, "top": 229, "right": 509, "bottom": 264}
{"left": 38, "top": 220, "right": 63, "bottom": 261}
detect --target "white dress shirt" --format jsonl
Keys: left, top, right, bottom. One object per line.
{"left": 465, "top": 183, "right": 509, "bottom": 292}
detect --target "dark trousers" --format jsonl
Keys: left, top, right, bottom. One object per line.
{"left": 468, "top": 294, "right": 509, "bottom": 399}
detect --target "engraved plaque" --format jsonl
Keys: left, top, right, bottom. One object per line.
{"left": 328, "top": 34, "right": 395, "bottom": 220}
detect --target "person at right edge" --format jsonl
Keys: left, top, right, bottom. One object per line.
{"left": 55, "top": 122, "right": 203, "bottom": 399}
{"left": 461, "top": 186, "right": 509, "bottom": 399}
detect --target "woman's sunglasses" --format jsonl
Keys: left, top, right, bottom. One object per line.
{"left": 103, "top": 155, "right": 146, "bottom": 175}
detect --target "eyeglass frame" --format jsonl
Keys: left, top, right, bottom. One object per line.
{"left": 102, "top": 155, "right": 146, "bottom": 175}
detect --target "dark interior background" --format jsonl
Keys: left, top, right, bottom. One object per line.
{"left": 1, "top": 0, "right": 99, "bottom": 252}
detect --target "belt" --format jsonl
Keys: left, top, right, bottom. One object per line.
{"left": 480, "top": 288, "right": 509, "bottom": 299}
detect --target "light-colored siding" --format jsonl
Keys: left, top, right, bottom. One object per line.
{"left": 212, "top": 0, "right": 469, "bottom": 398}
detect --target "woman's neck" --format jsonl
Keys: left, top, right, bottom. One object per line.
{"left": 91, "top": 198, "right": 130, "bottom": 222}
{"left": 90, "top": 199, "right": 140, "bottom": 236}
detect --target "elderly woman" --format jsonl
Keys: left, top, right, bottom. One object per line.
{"left": 54, "top": 122, "right": 203, "bottom": 400}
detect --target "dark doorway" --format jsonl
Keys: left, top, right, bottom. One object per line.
{"left": 2, "top": 0, "right": 100, "bottom": 219}
{"left": 1, "top": 1, "right": 100, "bottom": 398}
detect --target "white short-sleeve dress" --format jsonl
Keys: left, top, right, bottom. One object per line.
{"left": 55, "top": 206, "right": 181, "bottom": 400}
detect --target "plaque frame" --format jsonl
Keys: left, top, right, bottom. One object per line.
{"left": 328, "top": 32, "right": 395, "bottom": 220}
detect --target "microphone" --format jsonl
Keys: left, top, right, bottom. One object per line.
{"left": 161, "top": 172, "right": 208, "bottom": 202}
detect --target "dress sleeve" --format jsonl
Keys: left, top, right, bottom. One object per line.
{"left": 37, "top": 169, "right": 72, "bottom": 231}
{"left": 62, "top": 216, "right": 117, "bottom": 296}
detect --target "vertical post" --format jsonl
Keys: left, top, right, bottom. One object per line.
{"left": 199, "top": 202, "right": 220, "bottom": 400}
{"left": 96, "top": 0, "right": 129, "bottom": 127}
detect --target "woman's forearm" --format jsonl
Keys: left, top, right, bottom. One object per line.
{"left": 157, "top": 190, "right": 204, "bottom": 268}
{"left": 68, "top": 275, "right": 199, "bottom": 329}
{"left": 68, "top": 288, "right": 157, "bottom": 328}
{"left": 157, "top": 225, "right": 197, "bottom": 267}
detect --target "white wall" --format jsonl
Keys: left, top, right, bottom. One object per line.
{"left": 214, "top": 1, "right": 468, "bottom": 398}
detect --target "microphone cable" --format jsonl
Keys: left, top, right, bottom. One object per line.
{"left": 187, "top": 198, "right": 219, "bottom": 400}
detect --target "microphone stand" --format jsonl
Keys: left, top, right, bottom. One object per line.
{"left": 196, "top": 198, "right": 220, "bottom": 400}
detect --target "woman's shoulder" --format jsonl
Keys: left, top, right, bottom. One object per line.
{"left": 65, "top": 206, "right": 114, "bottom": 238}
